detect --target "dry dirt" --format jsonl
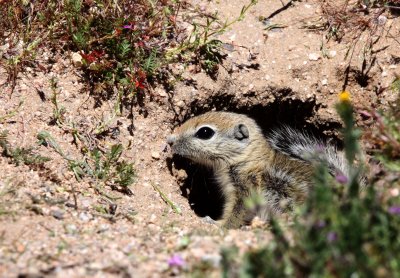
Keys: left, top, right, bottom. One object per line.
{"left": 0, "top": 0, "right": 399, "bottom": 277}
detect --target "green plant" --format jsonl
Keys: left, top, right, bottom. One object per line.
{"left": 0, "top": 179, "right": 19, "bottom": 217}
{"left": 0, "top": 101, "right": 23, "bottom": 123}
{"left": 366, "top": 95, "right": 400, "bottom": 171}
{"left": 1, "top": 0, "right": 259, "bottom": 98}
{"left": 166, "top": 0, "right": 258, "bottom": 76}
{"left": 0, "top": 130, "right": 51, "bottom": 167}
{"left": 37, "top": 131, "right": 135, "bottom": 196}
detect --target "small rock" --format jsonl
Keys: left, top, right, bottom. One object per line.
{"left": 98, "top": 224, "right": 110, "bottom": 233}
{"left": 80, "top": 197, "right": 92, "bottom": 209}
{"left": 65, "top": 224, "right": 77, "bottom": 234}
{"left": 158, "top": 90, "right": 168, "bottom": 97}
{"left": 201, "top": 254, "right": 221, "bottom": 267}
{"left": 328, "top": 50, "right": 337, "bottom": 58}
{"left": 71, "top": 52, "right": 83, "bottom": 67}
{"left": 176, "top": 100, "right": 185, "bottom": 108}
{"left": 149, "top": 214, "right": 157, "bottom": 223}
{"left": 250, "top": 216, "right": 266, "bottom": 228}
{"left": 79, "top": 212, "right": 92, "bottom": 222}
{"left": 176, "top": 169, "right": 187, "bottom": 182}
{"left": 377, "top": 15, "right": 387, "bottom": 25}
{"left": 321, "top": 79, "right": 328, "bottom": 86}
{"left": 151, "top": 151, "right": 160, "bottom": 160}
{"left": 308, "top": 53, "right": 320, "bottom": 61}
{"left": 52, "top": 209, "right": 65, "bottom": 220}
{"left": 15, "top": 242, "right": 25, "bottom": 253}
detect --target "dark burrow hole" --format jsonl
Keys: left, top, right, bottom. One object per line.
{"left": 169, "top": 94, "right": 343, "bottom": 220}
{"left": 354, "top": 72, "right": 369, "bottom": 88}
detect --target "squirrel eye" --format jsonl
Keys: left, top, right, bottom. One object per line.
{"left": 195, "top": 127, "right": 215, "bottom": 140}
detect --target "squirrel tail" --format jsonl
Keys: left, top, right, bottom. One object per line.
{"left": 266, "top": 126, "right": 350, "bottom": 178}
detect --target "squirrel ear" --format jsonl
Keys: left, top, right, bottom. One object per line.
{"left": 234, "top": 124, "right": 249, "bottom": 140}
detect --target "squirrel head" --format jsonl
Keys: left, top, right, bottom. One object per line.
{"left": 167, "top": 112, "right": 264, "bottom": 168}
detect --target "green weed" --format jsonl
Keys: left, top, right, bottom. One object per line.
{"left": 0, "top": 130, "right": 51, "bottom": 167}
{"left": 167, "top": 0, "right": 257, "bottom": 76}
{"left": 37, "top": 131, "right": 135, "bottom": 196}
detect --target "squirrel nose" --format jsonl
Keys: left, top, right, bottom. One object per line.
{"left": 167, "top": 135, "right": 177, "bottom": 145}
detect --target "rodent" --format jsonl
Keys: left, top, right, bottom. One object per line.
{"left": 167, "top": 111, "right": 350, "bottom": 229}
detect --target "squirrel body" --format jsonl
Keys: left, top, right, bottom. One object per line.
{"left": 167, "top": 112, "right": 348, "bottom": 229}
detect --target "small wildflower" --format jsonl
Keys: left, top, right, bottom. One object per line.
{"left": 81, "top": 50, "right": 104, "bottom": 64}
{"left": 127, "top": 69, "right": 147, "bottom": 90}
{"left": 359, "top": 110, "right": 372, "bottom": 118}
{"left": 134, "top": 79, "right": 146, "bottom": 89}
{"left": 327, "top": 231, "right": 337, "bottom": 242}
{"left": 388, "top": 206, "right": 400, "bottom": 215}
{"left": 114, "top": 28, "right": 122, "bottom": 36}
{"left": 339, "top": 91, "right": 351, "bottom": 102}
{"left": 122, "top": 24, "right": 134, "bottom": 30}
{"left": 315, "top": 219, "right": 326, "bottom": 228}
{"left": 168, "top": 254, "right": 185, "bottom": 268}
{"left": 335, "top": 173, "right": 349, "bottom": 184}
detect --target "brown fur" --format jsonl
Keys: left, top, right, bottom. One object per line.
{"left": 167, "top": 112, "right": 314, "bottom": 229}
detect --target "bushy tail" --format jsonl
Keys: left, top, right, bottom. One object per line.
{"left": 266, "top": 126, "right": 349, "bottom": 178}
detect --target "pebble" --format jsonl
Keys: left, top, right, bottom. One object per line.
{"left": 151, "top": 151, "right": 160, "bottom": 160}
{"left": 79, "top": 212, "right": 92, "bottom": 222}
{"left": 176, "top": 169, "right": 187, "bottom": 181}
{"left": 308, "top": 53, "right": 320, "bottom": 61}
{"left": 52, "top": 209, "right": 65, "bottom": 220}
{"left": 71, "top": 52, "right": 83, "bottom": 67}
{"left": 250, "top": 216, "right": 266, "bottom": 228}
{"left": 377, "top": 15, "right": 387, "bottom": 25}
{"left": 150, "top": 214, "right": 157, "bottom": 223}
{"left": 65, "top": 224, "right": 78, "bottom": 234}
{"left": 176, "top": 101, "right": 185, "bottom": 108}
{"left": 158, "top": 91, "right": 168, "bottom": 97}
{"left": 321, "top": 79, "right": 328, "bottom": 86}
{"left": 201, "top": 254, "right": 221, "bottom": 267}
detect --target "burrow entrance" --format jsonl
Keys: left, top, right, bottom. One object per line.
{"left": 169, "top": 86, "right": 343, "bottom": 220}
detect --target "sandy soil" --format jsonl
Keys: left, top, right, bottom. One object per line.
{"left": 0, "top": 0, "right": 399, "bottom": 277}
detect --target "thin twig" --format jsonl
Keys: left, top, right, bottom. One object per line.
{"left": 264, "top": 0, "right": 295, "bottom": 20}
{"left": 151, "top": 183, "right": 181, "bottom": 214}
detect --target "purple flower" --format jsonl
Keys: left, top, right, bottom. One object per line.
{"left": 315, "top": 220, "right": 326, "bottom": 228}
{"left": 335, "top": 173, "right": 348, "bottom": 184}
{"left": 327, "top": 231, "right": 338, "bottom": 242}
{"left": 123, "top": 24, "right": 133, "bottom": 30}
{"left": 388, "top": 206, "right": 400, "bottom": 215}
{"left": 168, "top": 254, "right": 185, "bottom": 268}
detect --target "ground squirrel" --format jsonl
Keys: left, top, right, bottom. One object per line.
{"left": 167, "top": 111, "right": 349, "bottom": 229}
